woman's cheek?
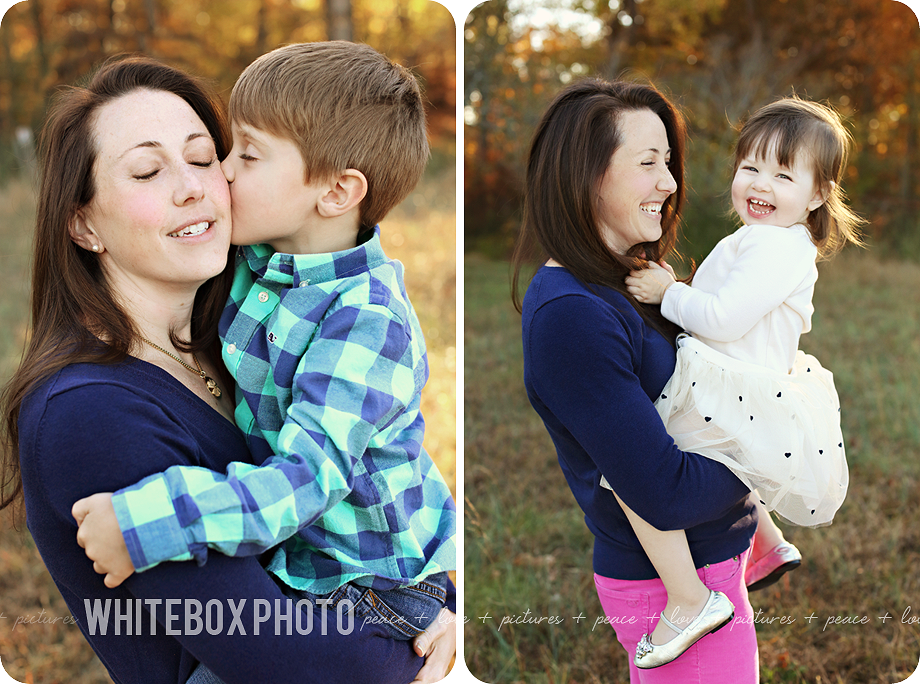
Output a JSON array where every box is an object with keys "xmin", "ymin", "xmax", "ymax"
[{"xmin": 209, "ymin": 169, "xmax": 232, "ymax": 204}]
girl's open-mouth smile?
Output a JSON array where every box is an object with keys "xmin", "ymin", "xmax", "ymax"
[{"xmin": 747, "ymin": 198, "xmax": 775, "ymax": 217}]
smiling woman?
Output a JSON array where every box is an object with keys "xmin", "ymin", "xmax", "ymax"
[
  {"xmin": 0, "ymin": 56, "xmax": 448, "ymax": 684},
  {"xmin": 2, "ymin": 58, "xmax": 235, "ymax": 429},
  {"xmin": 71, "ymin": 89, "xmax": 232, "ymax": 366},
  {"xmin": 510, "ymin": 78, "xmax": 761, "ymax": 683},
  {"xmin": 595, "ymin": 109, "xmax": 677, "ymax": 255}
]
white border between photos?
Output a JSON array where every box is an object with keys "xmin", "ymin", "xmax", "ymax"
[
  {"xmin": 447, "ymin": 0, "xmax": 919, "ymax": 681},
  {"xmin": 1, "ymin": 0, "xmax": 919, "ymax": 682}
]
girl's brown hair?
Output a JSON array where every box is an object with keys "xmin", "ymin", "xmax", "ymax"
[
  {"xmin": 511, "ymin": 78, "xmax": 686, "ymax": 342},
  {"xmin": 1, "ymin": 56, "xmax": 234, "ymax": 512},
  {"xmin": 733, "ymin": 96, "xmax": 865, "ymax": 260}
]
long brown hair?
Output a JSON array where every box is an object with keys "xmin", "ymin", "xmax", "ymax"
[
  {"xmin": 1, "ymin": 56, "xmax": 234, "ymax": 512},
  {"xmin": 732, "ymin": 95, "xmax": 865, "ymax": 260},
  {"xmin": 512, "ymin": 78, "xmax": 686, "ymax": 342}
]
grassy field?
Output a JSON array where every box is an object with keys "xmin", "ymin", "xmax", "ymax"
[
  {"xmin": 0, "ymin": 162, "xmax": 456, "ymax": 683},
  {"xmin": 464, "ymin": 252, "xmax": 920, "ymax": 684}
]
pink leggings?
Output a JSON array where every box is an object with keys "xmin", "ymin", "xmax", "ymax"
[{"xmin": 594, "ymin": 548, "xmax": 759, "ymax": 683}]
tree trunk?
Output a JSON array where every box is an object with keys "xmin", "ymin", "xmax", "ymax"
[
  {"xmin": 604, "ymin": 0, "xmax": 636, "ymax": 78},
  {"xmin": 1, "ymin": 23, "xmax": 13, "ymax": 147},
  {"xmin": 902, "ymin": 49, "xmax": 919, "ymax": 206},
  {"xmin": 326, "ymin": 0, "xmax": 353, "ymax": 42},
  {"xmin": 28, "ymin": 0, "xmax": 48, "ymax": 83},
  {"xmin": 257, "ymin": 0, "xmax": 268, "ymax": 56},
  {"xmin": 139, "ymin": 0, "xmax": 157, "ymax": 54}
]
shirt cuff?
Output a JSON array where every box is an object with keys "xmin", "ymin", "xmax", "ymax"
[
  {"xmin": 112, "ymin": 476, "xmax": 195, "ymax": 572},
  {"xmin": 660, "ymin": 280, "xmax": 688, "ymax": 328}
]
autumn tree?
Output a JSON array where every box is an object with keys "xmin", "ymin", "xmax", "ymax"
[
  {"xmin": 464, "ymin": 0, "xmax": 920, "ymax": 260},
  {"xmin": 0, "ymin": 0, "xmax": 455, "ymax": 178}
]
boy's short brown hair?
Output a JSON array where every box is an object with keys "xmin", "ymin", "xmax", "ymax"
[{"xmin": 229, "ymin": 41, "xmax": 429, "ymax": 231}]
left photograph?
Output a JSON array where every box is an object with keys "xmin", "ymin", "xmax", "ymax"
[{"xmin": 0, "ymin": 2, "xmax": 457, "ymax": 683}]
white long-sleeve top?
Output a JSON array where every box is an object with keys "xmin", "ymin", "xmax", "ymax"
[{"xmin": 661, "ymin": 223, "xmax": 818, "ymax": 374}]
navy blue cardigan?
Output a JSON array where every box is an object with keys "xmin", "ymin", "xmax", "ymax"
[
  {"xmin": 522, "ymin": 266, "xmax": 757, "ymax": 581},
  {"xmin": 18, "ymin": 358, "xmax": 432, "ymax": 684}
]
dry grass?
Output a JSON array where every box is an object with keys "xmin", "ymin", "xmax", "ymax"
[
  {"xmin": 386, "ymin": 166, "xmax": 457, "ymax": 491},
  {"xmin": 464, "ymin": 251, "xmax": 920, "ymax": 684},
  {"xmin": 0, "ymin": 159, "xmax": 455, "ymax": 682}
]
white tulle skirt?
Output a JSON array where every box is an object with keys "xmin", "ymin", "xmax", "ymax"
[{"xmin": 655, "ymin": 335, "xmax": 848, "ymax": 527}]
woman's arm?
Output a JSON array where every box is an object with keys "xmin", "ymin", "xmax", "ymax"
[
  {"xmin": 527, "ymin": 293, "xmax": 751, "ymax": 531},
  {"xmin": 27, "ymin": 381, "xmax": 424, "ymax": 684},
  {"xmin": 97, "ymin": 301, "xmax": 455, "ymax": 578},
  {"xmin": 71, "ymin": 489, "xmax": 456, "ymax": 683}
]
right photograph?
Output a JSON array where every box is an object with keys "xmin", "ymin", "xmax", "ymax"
[{"xmin": 463, "ymin": 1, "xmax": 920, "ymax": 682}]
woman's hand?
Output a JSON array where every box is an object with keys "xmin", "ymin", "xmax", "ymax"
[
  {"xmin": 410, "ymin": 607, "xmax": 456, "ymax": 683},
  {"xmin": 72, "ymin": 492, "xmax": 136, "ymax": 588},
  {"xmin": 625, "ymin": 261, "xmax": 676, "ymax": 305}
]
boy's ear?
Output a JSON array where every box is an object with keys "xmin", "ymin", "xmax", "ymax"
[
  {"xmin": 317, "ymin": 169, "xmax": 368, "ymax": 219},
  {"xmin": 68, "ymin": 209, "xmax": 105, "ymax": 254},
  {"xmin": 808, "ymin": 180, "xmax": 834, "ymax": 212}
]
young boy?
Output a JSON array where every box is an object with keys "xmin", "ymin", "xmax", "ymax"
[{"xmin": 72, "ymin": 42, "xmax": 456, "ymax": 642}]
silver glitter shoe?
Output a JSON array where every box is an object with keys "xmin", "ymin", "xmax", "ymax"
[
  {"xmin": 745, "ymin": 541, "xmax": 802, "ymax": 592},
  {"xmin": 634, "ymin": 590, "xmax": 735, "ymax": 669}
]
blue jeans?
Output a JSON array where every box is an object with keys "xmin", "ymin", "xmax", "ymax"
[
  {"xmin": 278, "ymin": 572, "xmax": 448, "ymax": 641},
  {"xmin": 186, "ymin": 662, "xmax": 224, "ymax": 684},
  {"xmin": 185, "ymin": 574, "xmax": 447, "ymax": 683}
]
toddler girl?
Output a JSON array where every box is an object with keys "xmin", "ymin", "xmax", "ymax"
[{"xmin": 613, "ymin": 96, "xmax": 863, "ymax": 669}]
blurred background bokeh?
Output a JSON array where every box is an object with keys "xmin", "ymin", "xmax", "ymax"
[
  {"xmin": 464, "ymin": 1, "xmax": 920, "ymax": 682},
  {"xmin": 465, "ymin": 0, "xmax": 919, "ymax": 262},
  {"xmin": 0, "ymin": 1, "xmax": 455, "ymax": 681}
]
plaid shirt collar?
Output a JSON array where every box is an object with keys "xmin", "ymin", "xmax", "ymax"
[{"xmin": 241, "ymin": 226, "xmax": 386, "ymax": 289}]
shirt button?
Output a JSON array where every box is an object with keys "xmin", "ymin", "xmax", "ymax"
[
  {"xmin": 258, "ymin": 291, "xmax": 269, "ymax": 303},
  {"xmin": 299, "ymin": 280, "xmax": 309, "ymax": 288},
  {"xmin": 226, "ymin": 343, "xmax": 236, "ymax": 355}
]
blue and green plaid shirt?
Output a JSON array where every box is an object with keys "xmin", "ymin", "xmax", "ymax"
[{"xmin": 111, "ymin": 228, "xmax": 456, "ymax": 593}]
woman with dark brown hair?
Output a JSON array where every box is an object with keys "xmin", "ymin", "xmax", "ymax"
[
  {"xmin": 0, "ymin": 56, "xmax": 451, "ymax": 684},
  {"xmin": 513, "ymin": 78, "xmax": 759, "ymax": 683}
]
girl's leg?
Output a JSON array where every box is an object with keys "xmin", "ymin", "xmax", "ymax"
[
  {"xmin": 595, "ymin": 549, "xmax": 759, "ymax": 684},
  {"xmin": 746, "ymin": 497, "xmax": 801, "ymax": 591},
  {"xmin": 750, "ymin": 497, "xmax": 785, "ymax": 560},
  {"xmin": 611, "ymin": 491, "xmax": 712, "ymax": 646}
]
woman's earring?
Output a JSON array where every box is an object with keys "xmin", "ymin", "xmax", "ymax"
[{"xmin": 91, "ymin": 244, "xmax": 99, "ymax": 252}]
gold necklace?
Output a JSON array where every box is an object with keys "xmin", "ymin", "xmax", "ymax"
[{"xmin": 141, "ymin": 337, "xmax": 222, "ymax": 398}]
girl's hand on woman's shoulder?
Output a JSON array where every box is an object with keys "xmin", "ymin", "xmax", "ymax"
[{"xmin": 626, "ymin": 261, "xmax": 676, "ymax": 305}]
